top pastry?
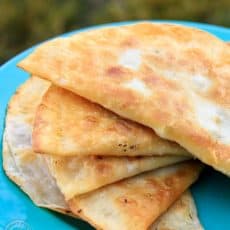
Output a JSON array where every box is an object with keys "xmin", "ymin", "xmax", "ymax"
[{"xmin": 18, "ymin": 22, "xmax": 230, "ymax": 175}]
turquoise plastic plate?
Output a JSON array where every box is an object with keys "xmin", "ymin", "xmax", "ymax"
[{"xmin": 0, "ymin": 21, "xmax": 229, "ymax": 230}]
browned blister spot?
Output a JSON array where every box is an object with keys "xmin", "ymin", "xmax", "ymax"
[
  {"xmin": 164, "ymin": 177, "xmax": 174, "ymax": 187},
  {"xmin": 95, "ymin": 162, "xmax": 112, "ymax": 176},
  {"xmin": 121, "ymin": 38, "xmax": 138, "ymax": 47},
  {"xmin": 144, "ymin": 74, "xmax": 179, "ymax": 91},
  {"xmin": 77, "ymin": 209, "xmax": 82, "ymax": 214},
  {"xmin": 106, "ymin": 66, "xmax": 125, "ymax": 77},
  {"xmin": 146, "ymin": 178, "xmax": 161, "ymax": 189}
]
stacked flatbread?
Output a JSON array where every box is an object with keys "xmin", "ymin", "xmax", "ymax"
[{"xmin": 4, "ymin": 22, "xmax": 229, "ymax": 229}]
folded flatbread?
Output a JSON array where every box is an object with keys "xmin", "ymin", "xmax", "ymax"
[
  {"xmin": 34, "ymin": 85, "xmax": 188, "ymax": 157},
  {"xmin": 3, "ymin": 131, "xmax": 202, "ymax": 229},
  {"xmin": 46, "ymin": 154, "xmax": 188, "ymax": 200},
  {"xmin": 4, "ymin": 129, "xmax": 202, "ymax": 228},
  {"xmin": 150, "ymin": 190, "xmax": 203, "ymax": 230},
  {"xmin": 3, "ymin": 76, "xmax": 188, "ymax": 201},
  {"xmin": 69, "ymin": 161, "xmax": 203, "ymax": 230},
  {"xmin": 2, "ymin": 77, "xmax": 68, "ymax": 212},
  {"xmin": 3, "ymin": 77, "xmax": 202, "ymax": 229},
  {"xmin": 3, "ymin": 133, "xmax": 72, "ymax": 214},
  {"xmin": 18, "ymin": 22, "xmax": 230, "ymax": 175}
]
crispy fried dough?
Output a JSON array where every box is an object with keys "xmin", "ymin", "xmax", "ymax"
[
  {"xmin": 69, "ymin": 161, "xmax": 203, "ymax": 230},
  {"xmin": 33, "ymin": 85, "xmax": 189, "ymax": 157}
]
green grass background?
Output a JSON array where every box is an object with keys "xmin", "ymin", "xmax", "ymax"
[{"xmin": 1, "ymin": 0, "xmax": 229, "ymax": 64}]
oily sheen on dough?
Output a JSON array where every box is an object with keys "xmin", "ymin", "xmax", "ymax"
[
  {"xmin": 2, "ymin": 76, "xmax": 202, "ymax": 228},
  {"xmin": 3, "ymin": 76, "xmax": 188, "ymax": 201},
  {"xmin": 18, "ymin": 22, "xmax": 230, "ymax": 175},
  {"xmin": 33, "ymin": 85, "xmax": 189, "ymax": 157},
  {"xmin": 46, "ymin": 154, "xmax": 188, "ymax": 200},
  {"xmin": 69, "ymin": 161, "xmax": 203, "ymax": 230}
]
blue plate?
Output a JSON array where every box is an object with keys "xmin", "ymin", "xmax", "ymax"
[{"xmin": 0, "ymin": 21, "xmax": 229, "ymax": 230}]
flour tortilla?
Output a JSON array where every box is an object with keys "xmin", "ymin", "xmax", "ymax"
[
  {"xmin": 150, "ymin": 190, "xmax": 203, "ymax": 230},
  {"xmin": 69, "ymin": 161, "xmax": 203, "ymax": 230},
  {"xmin": 33, "ymin": 85, "xmax": 189, "ymax": 157},
  {"xmin": 18, "ymin": 22, "xmax": 230, "ymax": 175}
]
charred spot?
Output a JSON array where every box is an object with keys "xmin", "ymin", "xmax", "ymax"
[
  {"xmin": 129, "ymin": 145, "xmax": 137, "ymax": 150},
  {"xmin": 96, "ymin": 156, "xmax": 103, "ymax": 160},
  {"xmin": 77, "ymin": 209, "xmax": 82, "ymax": 214},
  {"xmin": 118, "ymin": 142, "xmax": 138, "ymax": 153},
  {"xmin": 65, "ymin": 210, "xmax": 71, "ymax": 214},
  {"xmin": 146, "ymin": 193, "xmax": 154, "ymax": 200},
  {"xmin": 118, "ymin": 197, "xmax": 137, "ymax": 206}
]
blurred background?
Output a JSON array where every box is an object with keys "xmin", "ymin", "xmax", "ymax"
[{"xmin": 1, "ymin": 0, "xmax": 229, "ymax": 64}]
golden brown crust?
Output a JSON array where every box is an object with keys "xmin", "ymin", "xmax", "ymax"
[
  {"xmin": 46, "ymin": 154, "xmax": 189, "ymax": 200},
  {"xmin": 150, "ymin": 191, "xmax": 203, "ymax": 230},
  {"xmin": 18, "ymin": 22, "xmax": 230, "ymax": 175},
  {"xmin": 33, "ymin": 85, "xmax": 189, "ymax": 156},
  {"xmin": 68, "ymin": 161, "xmax": 203, "ymax": 230},
  {"xmin": 4, "ymin": 77, "xmax": 189, "ymax": 203}
]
